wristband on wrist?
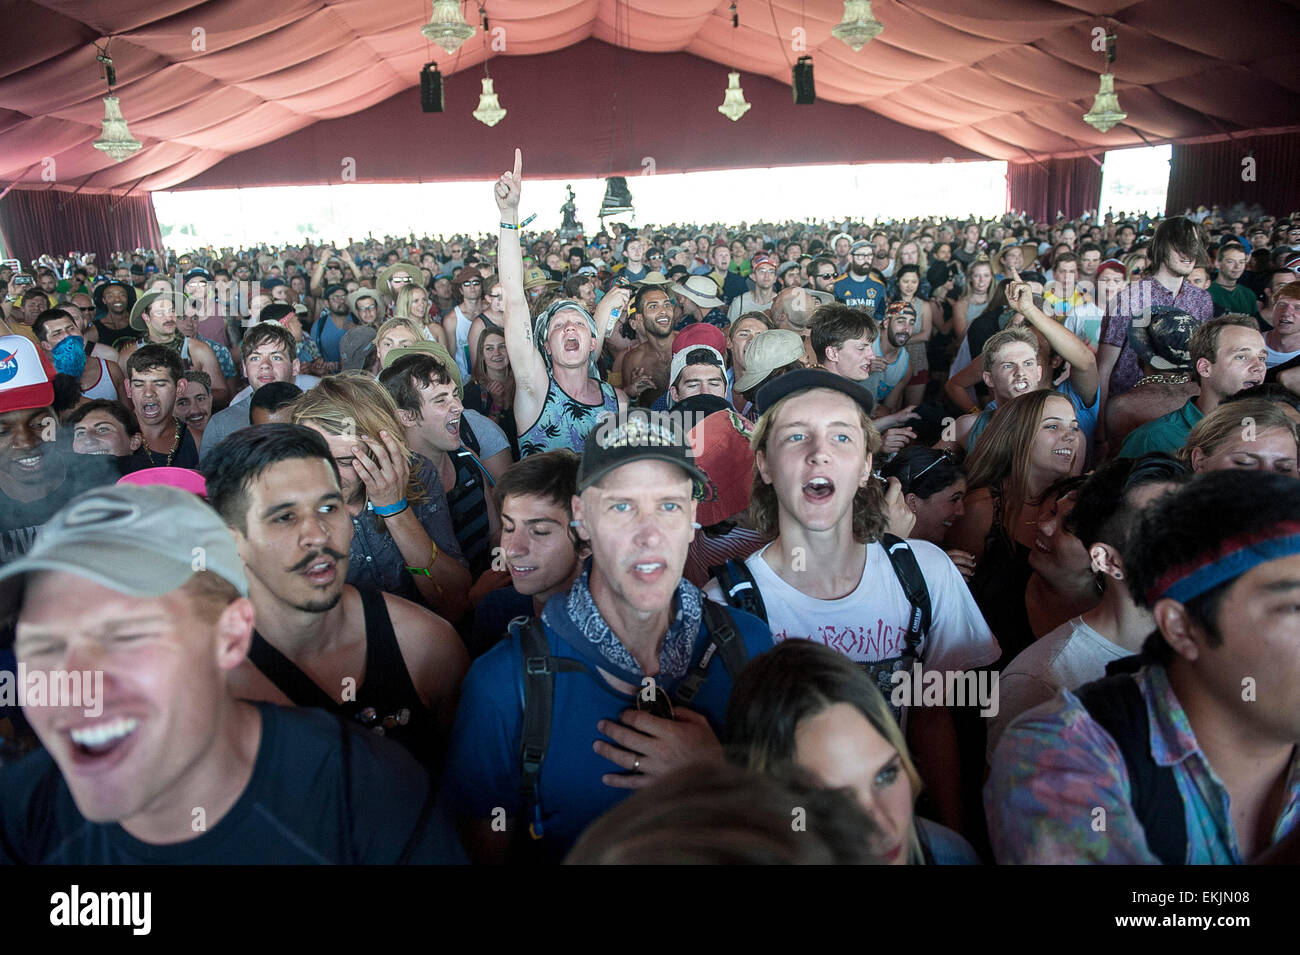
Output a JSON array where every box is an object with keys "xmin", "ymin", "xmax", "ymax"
[
  {"xmin": 371, "ymin": 498, "xmax": 409, "ymax": 517},
  {"xmin": 500, "ymin": 213, "xmax": 537, "ymax": 230},
  {"xmin": 407, "ymin": 539, "xmax": 440, "ymax": 577}
]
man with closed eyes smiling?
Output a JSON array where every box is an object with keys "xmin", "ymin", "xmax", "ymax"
[{"xmin": 0, "ymin": 483, "xmax": 465, "ymax": 863}]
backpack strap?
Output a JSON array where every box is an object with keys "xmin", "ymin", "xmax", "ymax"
[
  {"xmin": 516, "ymin": 617, "xmax": 583, "ymax": 840},
  {"xmin": 881, "ymin": 533, "xmax": 931, "ymax": 661},
  {"xmin": 311, "ymin": 313, "xmax": 328, "ymax": 351},
  {"xmin": 674, "ymin": 601, "xmax": 750, "ymax": 707},
  {"xmin": 1075, "ymin": 673, "xmax": 1187, "ymax": 865},
  {"xmin": 708, "ymin": 558, "xmax": 767, "ymax": 623}
]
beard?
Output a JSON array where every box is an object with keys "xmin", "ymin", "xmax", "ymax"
[{"xmin": 290, "ymin": 591, "xmax": 344, "ymax": 614}]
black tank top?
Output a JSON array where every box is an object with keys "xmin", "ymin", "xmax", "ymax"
[
  {"xmin": 247, "ymin": 588, "xmax": 438, "ymax": 767},
  {"xmin": 968, "ymin": 483, "xmax": 1034, "ymax": 667}
]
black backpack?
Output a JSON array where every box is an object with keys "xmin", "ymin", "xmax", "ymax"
[
  {"xmin": 1073, "ymin": 658, "xmax": 1188, "ymax": 865},
  {"xmin": 710, "ymin": 533, "xmax": 931, "ymax": 722},
  {"xmin": 514, "ymin": 601, "xmax": 749, "ymax": 841}
]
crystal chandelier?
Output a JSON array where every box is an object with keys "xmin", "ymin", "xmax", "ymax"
[
  {"xmin": 421, "ymin": 0, "xmax": 476, "ymax": 54},
  {"xmin": 92, "ymin": 95, "xmax": 142, "ymax": 163},
  {"xmin": 1082, "ymin": 73, "xmax": 1127, "ymax": 133},
  {"xmin": 473, "ymin": 77, "xmax": 506, "ymax": 127},
  {"xmin": 717, "ymin": 72, "xmax": 751, "ymax": 122},
  {"xmin": 831, "ymin": 0, "xmax": 883, "ymax": 52}
]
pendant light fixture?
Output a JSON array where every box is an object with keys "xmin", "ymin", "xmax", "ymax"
[
  {"xmin": 1082, "ymin": 31, "xmax": 1128, "ymax": 133},
  {"xmin": 717, "ymin": 3, "xmax": 751, "ymax": 122},
  {"xmin": 421, "ymin": 0, "xmax": 475, "ymax": 54},
  {"xmin": 473, "ymin": 76, "xmax": 506, "ymax": 127},
  {"xmin": 831, "ymin": 1, "xmax": 883, "ymax": 52},
  {"xmin": 91, "ymin": 43, "xmax": 142, "ymax": 162}
]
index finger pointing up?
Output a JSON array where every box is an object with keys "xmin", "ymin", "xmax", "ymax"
[{"xmin": 513, "ymin": 148, "xmax": 522, "ymax": 181}]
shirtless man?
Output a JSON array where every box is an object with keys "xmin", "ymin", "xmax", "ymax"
[{"xmin": 614, "ymin": 285, "xmax": 676, "ymax": 406}]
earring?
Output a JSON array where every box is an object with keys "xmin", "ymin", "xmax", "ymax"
[
  {"xmin": 691, "ymin": 522, "xmax": 702, "ymax": 530},
  {"xmin": 569, "ymin": 519, "xmax": 582, "ymax": 528}
]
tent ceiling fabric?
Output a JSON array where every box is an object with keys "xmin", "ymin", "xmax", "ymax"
[{"xmin": 2, "ymin": 0, "xmax": 1298, "ymax": 194}]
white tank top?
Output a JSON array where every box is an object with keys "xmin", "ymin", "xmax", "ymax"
[{"xmin": 81, "ymin": 357, "xmax": 118, "ymax": 400}]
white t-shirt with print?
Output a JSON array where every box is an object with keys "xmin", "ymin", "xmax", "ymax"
[
  {"xmin": 985, "ymin": 615, "xmax": 1129, "ymax": 761},
  {"xmin": 705, "ymin": 539, "xmax": 999, "ymax": 673}
]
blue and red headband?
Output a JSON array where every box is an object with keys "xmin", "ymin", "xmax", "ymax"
[{"xmin": 1147, "ymin": 521, "xmax": 1300, "ymax": 605}]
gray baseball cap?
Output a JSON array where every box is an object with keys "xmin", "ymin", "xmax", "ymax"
[{"xmin": 0, "ymin": 484, "xmax": 248, "ymax": 618}]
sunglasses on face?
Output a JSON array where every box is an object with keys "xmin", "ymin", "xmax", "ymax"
[
  {"xmin": 816, "ymin": 272, "xmax": 835, "ymax": 280},
  {"xmin": 462, "ymin": 280, "xmax": 482, "ymax": 287}
]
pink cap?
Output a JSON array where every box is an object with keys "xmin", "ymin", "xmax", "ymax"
[{"xmin": 117, "ymin": 467, "xmax": 208, "ymax": 497}]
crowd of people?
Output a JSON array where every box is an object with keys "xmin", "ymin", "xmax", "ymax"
[{"xmin": 0, "ymin": 149, "xmax": 1297, "ymax": 864}]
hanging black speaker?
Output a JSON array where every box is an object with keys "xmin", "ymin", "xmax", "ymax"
[
  {"xmin": 421, "ymin": 63, "xmax": 444, "ymax": 113},
  {"xmin": 792, "ymin": 56, "xmax": 815, "ymax": 105}
]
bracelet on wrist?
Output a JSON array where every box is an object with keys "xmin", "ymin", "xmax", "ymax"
[
  {"xmin": 407, "ymin": 539, "xmax": 441, "ymax": 577},
  {"xmin": 371, "ymin": 498, "xmax": 409, "ymax": 517}
]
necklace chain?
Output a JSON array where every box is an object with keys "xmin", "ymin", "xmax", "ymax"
[
  {"xmin": 145, "ymin": 420, "xmax": 182, "ymax": 467},
  {"xmin": 1135, "ymin": 372, "xmax": 1190, "ymax": 387}
]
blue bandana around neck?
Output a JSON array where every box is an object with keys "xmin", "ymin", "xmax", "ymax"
[
  {"xmin": 51, "ymin": 335, "xmax": 87, "ymax": 377},
  {"xmin": 541, "ymin": 564, "xmax": 703, "ymax": 686}
]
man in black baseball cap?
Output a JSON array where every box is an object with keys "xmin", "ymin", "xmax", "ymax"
[
  {"xmin": 441, "ymin": 408, "xmax": 774, "ymax": 863},
  {"xmin": 705, "ymin": 368, "xmax": 999, "ymax": 835}
]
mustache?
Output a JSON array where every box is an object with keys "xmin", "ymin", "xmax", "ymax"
[{"xmin": 289, "ymin": 548, "xmax": 348, "ymax": 573}]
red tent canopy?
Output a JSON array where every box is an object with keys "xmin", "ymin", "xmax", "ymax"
[{"xmin": 2, "ymin": 0, "xmax": 1298, "ymax": 194}]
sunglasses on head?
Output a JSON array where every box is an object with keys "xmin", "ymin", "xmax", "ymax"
[{"xmin": 904, "ymin": 448, "xmax": 957, "ymax": 488}]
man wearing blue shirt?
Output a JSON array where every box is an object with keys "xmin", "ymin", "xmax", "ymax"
[
  {"xmin": 833, "ymin": 241, "xmax": 887, "ymax": 321},
  {"xmin": 442, "ymin": 411, "xmax": 773, "ymax": 863}
]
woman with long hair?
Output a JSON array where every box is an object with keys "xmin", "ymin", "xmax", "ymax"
[
  {"xmin": 725, "ymin": 640, "xmax": 978, "ymax": 865},
  {"xmin": 466, "ymin": 273, "xmax": 504, "ymax": 376},
  {"xmin": 290, "ymin": 372, "xmax": 471, "ymax": 623},
  {"xmin": 394, "ymin": 283, "xmax": 448, "ymax": 350},
  {"xmin": 890, "ymin": 263, "xmax": 933, "ymax": 407},
  {"xmin": 951, "ymin": 255, "xmax": 993, "ymax": 341},
  {"xmin": 463, "ymin": 326, "xmax": 520, "ymax": 460},
  {"xmin": 945, "ymin": 389, "xmax": 1082, "ymax": 663}
]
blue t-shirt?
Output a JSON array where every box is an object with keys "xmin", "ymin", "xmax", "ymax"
[
  {"xmin": 312, "ymin": 312, "xmax": 353, "ymax": 364},
  {"xmin": 441, "ymin": 597, "xmax": 774, "ymax": 861},
  {"xmin": 833, "ymin": 274, "xmax": 887, "ymax": 320},
  {"xmin": 872, "ymin": 340, "xmax": 910, "ymax": 403}
]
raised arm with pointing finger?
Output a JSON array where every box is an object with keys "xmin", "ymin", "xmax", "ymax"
[{"xmin": 495, "ymin": 149, "xmax": 550, "ymax": 432}]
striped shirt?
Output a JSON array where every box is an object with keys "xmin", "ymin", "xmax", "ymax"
[{"xmin": 446, "ymin": 447, "xmax": 492, "ymax": 577}]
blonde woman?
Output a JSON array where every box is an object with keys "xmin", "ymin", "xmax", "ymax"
[
  {"xmin": 290, "ymin": 372, "xmax": 471, "ymax": 622},
  {"xmin": 725, "ymin": 640, "xmax": 978, "ymax": 864},
  {"xmin": 395, "ymin": 284, "xmax": 448, "ymax": 351},
  {"xmin": 1178, "ymin": 398, "xmax": 1299, "ymax": 475}
]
